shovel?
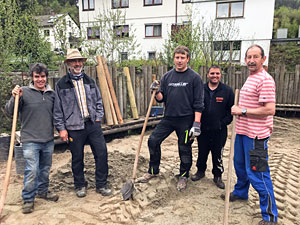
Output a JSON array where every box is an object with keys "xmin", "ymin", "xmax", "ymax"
[
  {"xmin": 121, "ymin": 90, "xmax": 157, "ymax": 200},
  {"xmin": 0, "ymin": 94, "xmax": 19, "ymax": 215},
  {"xmin": 223, "ymin": 89, "xmax": 239, "ymax": 225}
]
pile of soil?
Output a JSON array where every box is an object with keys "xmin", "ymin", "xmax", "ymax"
[{"xmin": 0, "ymin": 116, "xmax": 299, "ymax": 225}]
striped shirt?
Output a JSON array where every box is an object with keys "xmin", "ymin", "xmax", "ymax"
[
  {"xmin": 236, "ymin": 69, "xmax": 276, "ymax": 139},
  {"xmin": 72, "ymin": 79, "xmax": 89, "ymax": 119}
]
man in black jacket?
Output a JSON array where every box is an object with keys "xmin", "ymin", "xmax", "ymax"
[
  {"xmin": 138, "ymin": 46, "xmax": 204, "ymax": 191},
  {"xmin": 191, "ymin": 65, "xmax": 234, "ymax": 189}
]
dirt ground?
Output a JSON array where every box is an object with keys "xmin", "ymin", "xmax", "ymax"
[{"xmin": 0, "ymin": 116, "xmax": 299, "ymax": 225}]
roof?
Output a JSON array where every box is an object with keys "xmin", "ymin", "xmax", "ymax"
[{"xmin": 35, "ymin": 14, "xmax": 65, "ymax": 28}]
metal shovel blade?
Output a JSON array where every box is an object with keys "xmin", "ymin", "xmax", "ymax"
[{"xmin": 121, "ymin": 179, "xmax": 135, "ymax": 201}]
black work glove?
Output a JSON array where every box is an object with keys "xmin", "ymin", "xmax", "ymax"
[
  {"xmin": 150, "ymin": 80, "xmax": 160, "ymax": 92},
  {"xmin": 189, "ymin": 121, "xmax": 201, "ymax": 138}
]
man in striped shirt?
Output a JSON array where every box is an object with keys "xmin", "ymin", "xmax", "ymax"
[{"xmin": 229, "ymin": 45, "xmax": 278, "ymax": 225}]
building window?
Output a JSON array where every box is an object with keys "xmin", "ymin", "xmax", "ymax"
[
  {"xmin": 213, "ymin": 41, "xmax": 241, "ymax": 62},
  {"xmin": 112, "ymin": 0, "xmax": 129, "ymax": 8},
  {"xmin": 182, "ymin": 0, "xmax": 191, "ymax": 3},
  {"xmin": 87, "ymin": 27, "xmax": 100, "ymax": 39},
  {"xmin": 83, "ymin": 0, "xmax": 95, "ymax": 11},
  {"xmin": 148, "ymin": 52, "xmax": 156, "ymax": 60},
  {"xmin": 114, "ymin": 25, "xmax": 129, "ymax": 38},
  {"xmin": 69, "ymin": 20, "xmax": 72, "ymax": 27},
  {"xmin": 44, "ymin": 30, "xmax": 50, "ymax": 36},
  {"xmin": 120, "ymin": 52, "xmax": 128, "ymax": 61},
  {"xmin": 216, "ymin": 1, "xmax": 244, "ymax": 18},
  {"xmin": 145, "ymin": 24, "xmax": 162, "ymax": 37},
  {"xmin": 144, "ymin": 0, "xmax": 162, "ymax": 6}
]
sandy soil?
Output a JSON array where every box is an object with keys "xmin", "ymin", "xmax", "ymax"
[{"xmin": 0, "ymin": 116, "xmax": 299, "ymax": 225}]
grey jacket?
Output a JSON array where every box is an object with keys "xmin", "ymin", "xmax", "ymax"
[
  {"xmin": 5, "ymin": 83, "xmax": 55, "ymax": 143},
  {"xmin": 53, "ymin": 72, "xmax": 104, "ymax": 131}
]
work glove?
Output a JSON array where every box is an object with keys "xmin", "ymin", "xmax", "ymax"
[
  {"xmin": 150, "ymin": 80, "xmax": 160, "ymax": 92},
  {"xmin": 189, "ymin": 121, "xmax": 201, "ymax": 138}
]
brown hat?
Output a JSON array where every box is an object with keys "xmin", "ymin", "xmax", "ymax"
[{"xmin": 64, "ymin": 49, "xmax": 87, "ymax": 63}]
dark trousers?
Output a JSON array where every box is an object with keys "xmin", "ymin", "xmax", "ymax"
[
  {"xmin": 68, "ymin": 120, "xmax": 108, "ymax": 189},
  {"xmin": 196, "ymin": 128, "xmax": 227, "ymax": 177},
  {"xmin": 148, "ymin": 116, "xmax": 194, "ymax": 177}
]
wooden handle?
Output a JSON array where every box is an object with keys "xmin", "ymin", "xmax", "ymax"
[
  {"xmin": 0, "ymin": 94, "xmax": 19, "ymax": 215},
  {"xmin": 101, "ymin": 57, "xmax": 124, "ymax": 124},
  {"xmin": 223, "ymin": 89, "xmax": 239, "ymax": 225},
  {"xmin": 132, "ymin": 90, "xmax": 156, "ymax": 179},
  {"xmin": 96, "ymin": 56, "xmax": 114, "ymax": 126},
  {"xmin": 123, "ymin": 67, "xmax": 139, "ymax": 120}
]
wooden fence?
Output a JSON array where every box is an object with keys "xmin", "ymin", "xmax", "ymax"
[{"xmin": 45, "ymin": 64, "xmax": 300, "ymax": 121}]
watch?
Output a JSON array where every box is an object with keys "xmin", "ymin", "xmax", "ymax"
[{"xmin": 242, "ymin": 108, "xmax": 247, "ymax": 116}]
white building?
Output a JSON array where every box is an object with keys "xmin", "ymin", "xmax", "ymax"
[
  {"xmin": 36, "ymin": 14, "xmax": 81, "ymax": 52},
  {"xmin": 78, "ymin": 0, "xmax": 275, "ymax": 65}
]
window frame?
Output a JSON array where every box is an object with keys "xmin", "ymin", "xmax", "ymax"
[
  {"xmin": 112, "ymin": 0, "xmax": 129, "ymax": 9},
  {"xmin": 213, "ymin": 40, "xmax": 241, "ymax": 62},
  {"xmin": 182, "ymin": 0, "xmax": 191, "ymax": 3},
  {"xmin": 113, "ymin": 25, "xmax": 129, "ymax": 38},
  {"xmin": 87, "ymin": 27, "xmax": 100, "ymax": 40},
  {"xmin": 216, "ymin": 1, "xmax": 244, "ymax": 19},
  {"xmin": 145, "ymin": 24, "xmax": 162, "ymax": 38},
  {"xmin": 120, "ymin": 52, "xmax": 128, "ymax": 61},
  {"xmin": 44, "ymin": 29, "xmax": 50, "ymax": 37},
  {"xmin": 148, "ymin": 51, "xmax": 156, "ymax": 60},
  {"xmin": 82, "ymin": 0, "xmax": 95, "ymax": 11},
  {"xmin": 144, "ymin": 0, "xmax": 162, "ymax": 7}
]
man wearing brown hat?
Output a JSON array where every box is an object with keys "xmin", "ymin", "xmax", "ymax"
[{"xmin": 53, "ymin": 49, "xmax": 111, "ymax": 197}]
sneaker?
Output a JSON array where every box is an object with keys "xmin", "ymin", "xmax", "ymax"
[
  {"xmin": 22, "ymin": 201, "xmax": 34, "ymax": 214},
  {"xmin": 220, "ymin": 192, "xmax": 247, "ymax": 202},
  {"xmin": 176, "ymin": 176, "xmax": 188, "ymax": 191},
  {"xmin": 213, "ymin": 177, "xmax": 225, "ymax": 189},
  {"xmin": 136, "ymin": 173, "xmax": 157, "ymax": 183},
  {"xmin": 96, "ymin": 186, "xmax": 112, "ymax": 196},
  {"xmin": 76, "ymin": 187, "xmax": 87, "ymax": 198},
  {"xmin": 258, "ymin": 220, "xmax": 277, "ymax": 225},
  {"xmin": 37, "ymin": 191, "xmax": 59, "ymax": 202},
  {"xmin": 191, "ymin": 171, "xmax": 205, "ymax": 181}
]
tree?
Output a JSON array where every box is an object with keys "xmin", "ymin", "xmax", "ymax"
[
  {"xmin": 162, "ymin": 8, "xmax": 239, "ymax": 70},
  {"xmin": 83, "ymin": 8, "xmax": 141, "ymax": 63}
]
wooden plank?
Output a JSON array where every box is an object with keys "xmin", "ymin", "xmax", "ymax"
[
  {"xmin": 122, "ymin": 71, "xmax": 127, "ymax": 119},
  {"xmin": 287, "ymin": 72, "xmax": 294, "ymax": 104},
  {"xmin": 142, "ymin": 65, "xmax": 148, "ymax": 115},
  {"xmin": 295, "ymin": 65, "xmax": 300, "ymax": 104},
  {"xmin": 118, "ymin": 74, "xmax": 124, "ymax": 117},
  {"xmin": 136, "ymin": 73, "xmax": 141, "ymax": 115},
  {"xmin": 158, "ymin": 65, "xmax": 164, "ymax": 81},
  {"xmin": 96, "ymin": 56, "xmax": 113, "ymax": 126},
  {"xmin": 274, "ymin": 65, "xmax": 280, "ymax": 103},
  {"xmin": 152, "ymin": 74, "xmax": 157, "ymax": 106},
  {"xmin": 140, "ymin": 73, "xmax": 145, "ymax": 116},
  {"xmin": 124, "ymin": 67, "xmax": 139, "ymax": 119},
  {"xmin": 101, "ymin": 56, "xmax": 123, "ymax": 124},
  {"xmin": 130, "ymin": 65, "xmax": 136, "ymax": 94},
  {"xmin": 278, "ymin": 65, "xmax": 286, "ymax": 104},
  {"xmin": 147, "ymin": 65, "xmax": 152, "ymax": 111}
]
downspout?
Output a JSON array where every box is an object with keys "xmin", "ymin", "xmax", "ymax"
[{"xmin": 175, "ymin": 0, "xmax": 178, "ymax": 24}]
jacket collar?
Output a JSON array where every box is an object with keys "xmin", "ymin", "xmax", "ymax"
[{"xmin": 205, "ymin": 82, "xmax": 223, "ymax": 92}]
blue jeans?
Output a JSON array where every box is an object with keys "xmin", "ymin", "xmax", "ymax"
[
  {"xmin": 22, "ymin": 141, "xmax": 54, "ymax": 202},
  {"xmin": 233, "ymin": 134, "xmax": 278, "ymax": 222}
]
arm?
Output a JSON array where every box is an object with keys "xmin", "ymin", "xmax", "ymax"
[
  {"xmin": 53, "ymin": 85, "xmax": 68, "ymax": 141},
  {"xmin": 231, "ymin": 102, "xmax": 275, "ymax": 118},
  {"xmin": 5, "ymin": 85, "xmax": 23, "ymax": 116},
  {"xmin": 194, "ymin": 111, "xmax": 202, "ymax": 123},
  {"xmin": 221, "ymin": 88, "xmax": 234, "ymax": 127},
  {"xmin": 95, "ymin": 83, "xmax": 104, "ymax": 121}
]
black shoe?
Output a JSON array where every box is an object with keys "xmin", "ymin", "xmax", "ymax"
[
  {"xmin": 220, "ymin": 192, "xmax": 247, "ymax": 202},
  {"xmin": 96, "ymin": 186, "xmax": 112, "ymax": 196},
  {"xmin": 22, "ymin": 201, "xmax": 34, "ymax": 214},
  {"xmin": 191, "ymin": 171, "xmax": 205, "ymax": 181},
  {"xmin": 258, "ymin": 220, "xmax": 277, "ymax": 225},
  {"xmin": 213, "ymin": 177, "xmax": 225, "ymax": 189},
  {"xmin": 37, "ymin": 191, "xmax": 59, "ymax": 202}
]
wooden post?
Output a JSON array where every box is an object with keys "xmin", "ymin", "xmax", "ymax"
[
  {"xmin": 278, "ymin": 65, "xmax": 286, "ymax": 104},
  {"xmin": 96, "ymin": 56, "xmax": 113, "ymax": 126},
  {"xmin": 123, "ymin": 67, "xmax": 139, "ymax": 119},
  {"xmin": 123, "ymin": 71, "xmax": 128, "ymax": 119},
  {"xmin": 152, "ymin": 74, "xmax": 157, "ymax": 106},
  {"xmin": 142, "ymin": 65, "xmax": 148, "ymax": 115},
  {"xmin": 295, "ymin": 65, "xmax": 300, "ymax": 104},
  {"xmin": 140, "ymin": 74, "xmax": 145, "ymax": 116},
  {"xmin": 118, "ymin": 74, "xmax": 124, "ymax": 118},
  {"xmin": 136, "ymin": 73, "xmax": 141, "ymax": 115},
  {"xmin": 130, "ymin": 65, "xmax": 136, "ymax": 94},
  {"xmin": 101, "ymin": 56, "xmax": 123, "ymax": 124}
]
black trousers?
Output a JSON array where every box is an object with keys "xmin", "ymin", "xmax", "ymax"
[
  {"xmin": 196, "ymin": 128, "xmax": 227, "ymax": 177},
  {"xmin": 147, "ymin": 116, "xmax": 194, "ymax": 177},
  {"xmin": 68, "ymin": 120, "xmax": 108, "ymax": 189}
]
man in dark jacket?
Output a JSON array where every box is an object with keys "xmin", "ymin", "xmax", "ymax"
[
  {"xmin": 53, "ymin": 49, "xmax": 111, "ymax": 198},
  {"xmin": 6, "ymin": 63, "xmax": 59, "ymax": 214},
  {"xmin": 191, "ymin": 65, "xmax": 234, "ymax": 189},
  {"xmin": 138, "ymin": 46, "xmax": 204, "ymax": 191}
]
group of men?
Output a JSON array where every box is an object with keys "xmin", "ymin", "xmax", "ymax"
[{"xmin": 5, "ymin": 45, "xmax": 277, "ymax": 224}]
